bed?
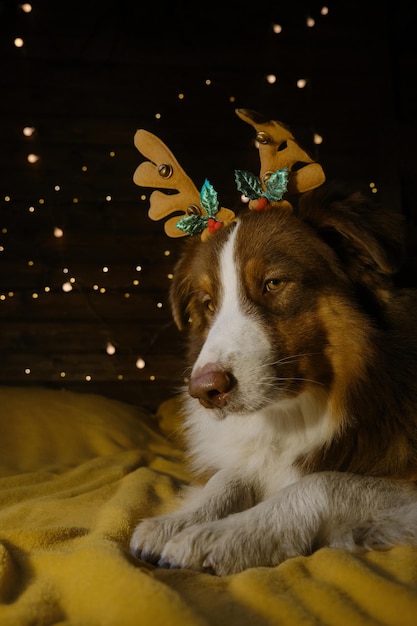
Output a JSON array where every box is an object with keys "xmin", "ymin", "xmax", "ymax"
[{"xmin": 0, "ymin": 385, "xmax": 416, "ymax": 625}]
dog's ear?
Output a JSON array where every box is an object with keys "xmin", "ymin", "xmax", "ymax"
[{"xmin": 298, "ymin": 184, "xmax": 405, "ymax": 282}]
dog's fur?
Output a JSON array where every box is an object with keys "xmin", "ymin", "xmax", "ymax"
[{"xmin": 130, "ymin": 183, "xmax": 417, "ymax": 575}]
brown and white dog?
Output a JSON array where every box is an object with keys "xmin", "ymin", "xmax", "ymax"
[{"xmin": 130, "ymin": 145, "xmax": 417, "ymax": 576}]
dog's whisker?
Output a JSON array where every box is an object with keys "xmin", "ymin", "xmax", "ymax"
[
  {"xmin": 267, "ymin": 352, "xmax": 324, "ymax": 367},
  {"xmin": 261, "ymin": 373, "xmax": 325, "ymax": 387}
]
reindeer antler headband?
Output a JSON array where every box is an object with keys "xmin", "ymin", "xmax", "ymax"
[{"xmin": 133, "ymin": 109, "xmax": 325, "ymax": 240}]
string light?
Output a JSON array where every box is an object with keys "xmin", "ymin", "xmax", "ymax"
[
  {"xmin": 297, "ymin": 78, "xmax": 307, "ymax": 88},
  {"xmin": 27, "ymin": 154, "xmax": 40, "ymax": 164},
  {"xmin": 136, "ymin": 358, "xmax": 146, "ymax": 369},
  {"xmin": 20, "ymin": 3, "xmax": 32, "ymax": 12},
  {"xmin": 272, "ymin": 23, "xmax": 282, "ymax": 34},
  {"xmin": 14, "ymin": 38, "xmax": 24, "ymax": 48},
  {"xmin": 266, "ymin": 74, "xmax": 277, "ymax": 84},
  {"xmin": 313, "ymin": 132, "xmax": 323, "ymax": 145},
  {"xmin": 306, "ymin": 17, "xmax": 315, "ymax": 27},
  {"xmin": 23, "ymin": 127, "xmax": 35, "ymax": 137},
  {"xmin": 54, "ymin": 227, "xmax": 64, "ymax": 238},
  {"xmin": 106, "ymin": 342, "xmax": 116, "ymax": 355}
]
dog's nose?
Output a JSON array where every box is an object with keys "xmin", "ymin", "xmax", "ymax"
[{"xmin": 189, "ymin": 365, "xmax": 236, "ymax": 409}]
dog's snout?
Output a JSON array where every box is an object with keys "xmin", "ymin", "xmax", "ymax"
[{"xmin": 189, "ymin": 365, "xmax": 236, "ymax": 409}]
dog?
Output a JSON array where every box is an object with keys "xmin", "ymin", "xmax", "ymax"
[{"xmin": 130, "ymin": 127, "xmax": 417, "ymax": 577}]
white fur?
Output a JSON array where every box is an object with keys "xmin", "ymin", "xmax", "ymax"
[{"xmin": 183, "ymin": 392, "xmax": 334, "ymax": 495}]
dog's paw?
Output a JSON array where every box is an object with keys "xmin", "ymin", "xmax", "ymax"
[
  {"xmin": 130, "ymin": 514, "xmax": 187, "ymax": 565},
  {"xmin": 157, "ymin": 518, "xmax": 270, "ymax": 576}
]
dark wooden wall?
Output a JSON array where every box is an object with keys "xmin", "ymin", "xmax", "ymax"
[{"xmin": 0, "ymin": 0, "xmax": 416, "ymax": 410}]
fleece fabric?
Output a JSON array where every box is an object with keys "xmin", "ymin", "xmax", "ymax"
[{"xmin": 0, "ymin": 386, "xmax": 416, "ymax": 626}]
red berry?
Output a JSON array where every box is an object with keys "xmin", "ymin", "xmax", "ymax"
[
  {"xmin": 256, "ymin": 197, "xmax": 269, "ymax": 211},
  {"xmin": 207, "ymin": 218, "xmax": 222, "ymax": 234}
]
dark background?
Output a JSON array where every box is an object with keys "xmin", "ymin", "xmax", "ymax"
[{"xmin": 0, "ymin": 0, "xmax": 416, "ymax": 409}]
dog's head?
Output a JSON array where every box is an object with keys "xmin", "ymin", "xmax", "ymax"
[
  {"xmin": 170, "ymin": 184, "xmax": 405, "ymax": 417},
  {"xmin": 133, "ymin": 110, "xmax": 406, "ymax": 419}
]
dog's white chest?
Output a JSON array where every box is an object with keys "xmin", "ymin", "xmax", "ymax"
[{"xmin": 185, "ymin": 392, "xmax": 334, "ymax": 494}]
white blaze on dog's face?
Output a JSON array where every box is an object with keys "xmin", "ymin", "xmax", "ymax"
[
  {"xmin": 189, "ymin": 223, "xmax": 273, "ymax": 414},
  {"xmin": 170, "ymin": 208, "xmax": 370, "ymax": 420}
]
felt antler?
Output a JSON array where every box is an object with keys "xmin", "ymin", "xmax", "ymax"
[
  {"xmin": 133, "ymin": 129, "xmax": 236, "ymax": 241},
  {"xmin": 235, "ymin": 108, "xmax": 325, "ymax": 211}
]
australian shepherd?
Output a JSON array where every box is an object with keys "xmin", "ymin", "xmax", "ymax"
[{"xmin": 130, "ymin": 122, "xmax": 417, "ymax": 576}]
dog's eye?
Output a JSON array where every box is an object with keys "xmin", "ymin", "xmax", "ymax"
[
  {"xmin": 265, "ymin": 278, "xmax": 285, "ymax": 292},
  {"xmin": 202, "ymin": 295, "xmax": 215, "ymax": 312}
]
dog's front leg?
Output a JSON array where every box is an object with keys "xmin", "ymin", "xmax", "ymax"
[
  {"xmin": 129, "ymin": 469, "xmax": 257, "ymax": 565},
  {"xmin": 156, "ymin": 472, "xmax": 417, "ymax": 575}
]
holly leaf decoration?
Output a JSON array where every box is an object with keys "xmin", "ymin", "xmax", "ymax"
[
  {"xmin": 234, "ymin": 170, "xmax": 264, "ymax": 199},
  {"xmin": 235, "ymin": 168, "xmax": 289, "ymax": 202},
  {"xmin": 264, "ymin": 167, "xmax": 289, "ymax": 201},
  {"xmin": 176, "ymin": 179, "xmax": 220, "ymax": 235},
  {"xmin": 176, "ymin": 214, "xmax": 208, "ymax": 235},
  {"xmin": 200, "ymin": 179, "xmax": 219, "ymax": 218}
]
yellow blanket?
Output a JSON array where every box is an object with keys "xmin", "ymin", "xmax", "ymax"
[{"xmin": 1, "ymin": 386, "xmax": 417, "ymax": 626}]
